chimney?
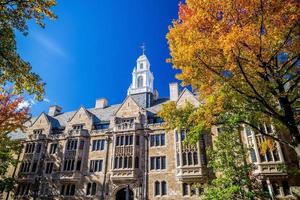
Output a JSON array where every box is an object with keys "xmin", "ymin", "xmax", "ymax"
[
  {"xmin": 48, "ymin": 105, "xmax": 62, "ymax": 117},
  {"xmin": 169, "ymin": 82, "xmax": 180, "ymax": 101},
  {"xmin": 95, "ymin": 98, "xmax": 108, "ymax": 109}
]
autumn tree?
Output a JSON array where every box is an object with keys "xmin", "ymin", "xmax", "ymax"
[
  {"xmin": 0, "ymin": 92, "xmax": 29, "ymax": 192},
  {"xmin": 167, "ymin": 0, "xmax": 300, "ymax": 158},
  {"xmin": 0, "ymin": 0, "xmax": 57, "ymax": 100}
]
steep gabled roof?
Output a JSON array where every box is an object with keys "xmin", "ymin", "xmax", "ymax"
[
  {"xmin": 68, "ymin": 105, "xmax": 92, "ymax": 122},
  {"xmin": 31, "ymin": 112, "xmax": 50, "ymax": 127},
  {"xmin": 113, "ymin": 95, "xmax": 141, "ymax": 116},
  {"xmin": 176, "ymin": 88, "xmax": 200, "ymax": 107}
]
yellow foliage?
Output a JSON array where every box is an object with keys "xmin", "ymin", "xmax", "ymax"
[{"xmin": 260, "ymin": 139, "xmax": 275, "ymax": 155}]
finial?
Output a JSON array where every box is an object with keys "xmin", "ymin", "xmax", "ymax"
[{"xmin": 140, "ymin": 43, "xmax": 146, "ymax": 55}]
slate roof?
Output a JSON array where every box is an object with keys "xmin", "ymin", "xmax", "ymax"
[{"xmin": 9, "ymin": 97, "xmax": 170, "ymax": 140}]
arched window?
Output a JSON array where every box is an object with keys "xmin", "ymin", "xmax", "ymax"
[
  {"xmin": 188, "ymin": 152, "xmax": 193, "ymax": 165},
  {"xmin": 119, "ymin": 157, "xmax": 123, "ymax": 169},
  {"xmin": 182, "ymin": 183, "xmax": 188, "ymax": 196},
  {"xmin": 128, "ymin": 156, "xmax": 132, "ymax": 168},
  {"xmin": 124, "ymin": 157, "xmax": 128, "ymax": 168},
  {"xmin": 91, "ymin": 182, "xmax": 97, "ymax": 195},
  {"xmin": 182, "ymin": 153, "xmax": 187, "ymax": 166},
  {"xmin": 273, "ymin": 149, "xmax": 280, "ymax": 161},
  {"xmin": 155, "ymin": 181, "xmax": 160, "ymax": 196},
  {"xmin": 161, "ymin": 181, "xmax": 167, "ymax": 196},
  {"xmin": 70, "ymin": 184, "xmax": 75, "ymax": 196},
  {"xmin": 86, "ymin": 183, "xmax": 91, "ymax": 195},
  {"xmin": 193, "ymin": 152, "xmax": 198, "ymax": 165},
  {"xmin": 137, "ymin": 76, "xmax": 143, "ymax": 88},
  {"xmin": 114, "ymin": 157, "xmax": 118, "ymax": 169}
]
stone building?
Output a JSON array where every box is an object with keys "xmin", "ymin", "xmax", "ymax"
[{"xmin": 10, "ymin": 53, "xmax": 299, "ymax": 200}]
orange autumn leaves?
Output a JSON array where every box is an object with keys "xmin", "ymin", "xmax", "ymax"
[
  {"xmin": 167, "ymin": 0, "xmax": 300, "ymax": 146},
  {"xmin": 167, "ymin": 0, "xmax": 300, "ymax": 98},
  {"xmin": 0, "ymin": 93, "xmax": 29, "ymax": 137}
]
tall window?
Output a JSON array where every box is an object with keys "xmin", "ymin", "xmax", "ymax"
[
  {"xmin": 66, "ymin": 139, "xmax": 77, "ymax": 150},
  {"xmin": 63, "ymin": 159, "xmax": 75, "ymax": 171},
  {"xmin": 182, "ymin": 183, "xmax": 188, "ymax": 196},
  {"xmin": 61, "ymin": 184, "xmax": 75, "ymax": 196},
  {"xmin": 182, "ymin": 152, "xmax": 199, "ymax": 166},
  {"xmin": 193, "ymin": 152, "xmax": 198, "ymax": 165},
  {"xmin": 137, "ymin": 76, "xmax": 143, "ymax": 88},
  {"xmin": 15, "ymin": 183, "xmax": 31, "ymax": 196},
  {"xmin": 114, "ymin": 157, "xmax": 132, "ymax": 169},
  {"xmin": 45, "ymin": 162, "xmax": 54, "ymax": 174},
  {"xmin": 155, "ymin": 181, "xmax": 160, "ymax": 196},
  {"xmin": 92, "ymin": 139, "xmax": 105, "ymax": 151},
  {"xmin": 25, "ymin": 143, "xmax": 35, "ymax": 153},
  {"xmin": 49, "ymin": 143, "xmax": 58, "ymax": 154},
  {"xmin": 161, "ymin": 181, "xmax": 167, "ymax": 195},
  {"xmin": 31, "ymin": 160, "xmax": 38, "ymax": 172},
  {"xmin": 282, "ymin": 181, "xmax": 291, "ymax": 196},
  {"xmin": 116, "ymin": 135, "xmax": 133, "ymax": 146},
  {"xmin": 150, "ymin": 156, "xmax": 166, "ymax": 170},
  {"xmin": 182, "ymin": 183, "xmax": 203, "ymax": 196},
  {"xmin": 20, "ymin": 161, "xmax": 31, "ymax": 173},
  {"xmin": 76, "ymin": 160, "xmax": 82, "ymax": 171},
  {"xmin": 90, "ymin": 160, "xmax": 103, "ymax": 172},
  {"xmin": 150, "ymin": 133, "xmax": 165, "ymax": 147},
  {"xmin": 86, "ymin": 182, "xmax": 97, "ymax": 196},
  {"xmin": 250, "ymin": 148, "xmax": 257, "ymax": 163}
]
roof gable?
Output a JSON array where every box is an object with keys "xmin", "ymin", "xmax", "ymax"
[
  {"xmin": 176, "ymin": 88, "xmax": 200, "ymax": 108},
  {"xmin": 31, "ymin": 112, "xmax": 50, "ymax": 128},
  {"xmin": 114, "ymin": 95, "xmax": 141, "ymax": 118},
  {"xmin": 68, "ymin": 105, "xmax": 92, "ymax": 123}
]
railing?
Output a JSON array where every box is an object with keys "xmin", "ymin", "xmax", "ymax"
[
  {"xmin": 48, "ymin": 133, "xmax": 64, "ymax": 140},
  {"xmin": 176, "ymin": 165, "xmax": 207, "ymax": 181},
  {"xmin": 111, "ymin": 169, "xmax": 137, "ymax": 182},
  {"xmin": 52, "ymin": 171, "xmax": 82, "ymax": 180},
  {"xmin": 254, "ymin": 162, "xmax": 287, "ymax": 175},
  {"xmin": 115, "ymin": 123, "xmax": 140, "ymax": 131},
  {"xmin": 67, "ymin": 129, "xmax": 89, "ymax": 137},
  {"xmin": 91, "ymin": 128, "xmax": 110, "ymax": 134},
  {"xmin": 145, "ymin": 122, "xmax": 165, "ymax": 129},
  {"xmin": 64, "ymin": 150, "xmax": 77, "ymax": 159},
  {"xmin": 114, "ymin": 146, "xmax": 134, "ymax": 156}
]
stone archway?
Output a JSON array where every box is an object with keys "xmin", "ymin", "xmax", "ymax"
[{"xmin": 115, "ymin": 187, "xmax": 134, "ymax": 200}]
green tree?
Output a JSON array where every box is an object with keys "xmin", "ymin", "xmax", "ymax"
[
  {"xmin": 0, "ymin": 0, "xmax": 57, "ymax": 100},
  {"xmin": 158, "ymin": 102, "xmax": 264, "ymax": 200}
]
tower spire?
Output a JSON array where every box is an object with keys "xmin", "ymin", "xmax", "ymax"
[{"xmin": 140, "ymin": 43, "xmax": 146, "ymax": 55}]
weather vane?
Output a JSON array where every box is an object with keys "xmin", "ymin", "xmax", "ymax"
[{"xmin": 140, "ymin": 43, "xmax": 146, "ymax": 55}]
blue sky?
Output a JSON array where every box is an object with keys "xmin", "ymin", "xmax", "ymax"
[{"xmin": 16, "ymin": 0, "xmax": 181, "ymax": 116}]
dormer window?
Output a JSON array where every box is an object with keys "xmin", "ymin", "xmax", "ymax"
[
  {"xmin": 73, "ymin": 124, "xmax": 83, "ymax": 130},
  {"xmin": 33, "ymin": 129, "xmax": 43, "ymax": 134}
]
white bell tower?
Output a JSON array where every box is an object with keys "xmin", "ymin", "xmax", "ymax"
[{"xmin": 127, "ymin": 46, "xmax": 154, "ymax": 95}]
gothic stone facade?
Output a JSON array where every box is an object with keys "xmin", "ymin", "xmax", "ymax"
[{"xmin": 11, "ymin": 54, "xmax": 300, "ymax": 200}]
